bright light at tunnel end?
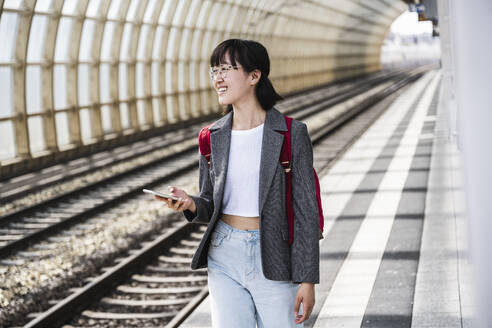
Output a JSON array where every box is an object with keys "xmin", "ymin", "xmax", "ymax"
[
  {"xmin": 380, "ymin": 10, "xmax": 440, "ymax": 70},
  {"xmin": 391, "ymin": 11, "xmax": 433, "ymax": 36}
]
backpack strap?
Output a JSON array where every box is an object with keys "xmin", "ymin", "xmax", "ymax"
[
  {"xmin": 198, "ymin": 124, "xmax": 213, "ymax": 166},
  {"xmin": 280, "ymin": 116, "xmax": 325, "ymax": 245},
  {"xmin": 313, "ymin": 168, "xmax": 324, "ymax": 236},
  {"xmin": 280, "ymin": 116, "xmax": 295, "ymax": 245}
]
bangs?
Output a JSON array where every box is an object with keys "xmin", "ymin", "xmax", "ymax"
[{"xmin": 209, "ymin": 39, "xmax": 245, "ymax": 67}]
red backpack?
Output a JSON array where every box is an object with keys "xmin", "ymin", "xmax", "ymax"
[{"xmin": 198, "ymin": 115, "xmax": 324, "ymax": 245}]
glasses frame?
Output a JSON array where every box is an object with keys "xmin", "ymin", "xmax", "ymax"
[{"xmin": 209, "ymin": 64, "xmax": 241, "ymax": 81}]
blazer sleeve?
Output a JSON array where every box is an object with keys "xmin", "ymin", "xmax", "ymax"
[
  {"xmin": 182, "ymin": 148, "xmax": 215, "ymax": 224},
  {"xmin": 290, "ymin": 122, "xmax": 320, "ymax": 284}
]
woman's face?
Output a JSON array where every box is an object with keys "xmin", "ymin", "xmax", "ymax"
[{"xmin": 211, "ymin": 52, "xmax": 258, "ymax": 107}]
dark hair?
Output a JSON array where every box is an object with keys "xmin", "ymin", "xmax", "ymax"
[{"xmin": 210, "ymin": 39, "xmax": 283, "ymax": 115}]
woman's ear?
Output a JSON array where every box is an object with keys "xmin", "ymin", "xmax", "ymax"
[{"xmin": 250, "ymin": 69, "xmax": 261, "ymax": 85}]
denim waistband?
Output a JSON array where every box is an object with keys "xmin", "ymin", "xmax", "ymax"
[{"xmin": 215, "ymin": 219, "xmax": 260, "ymax": 239}]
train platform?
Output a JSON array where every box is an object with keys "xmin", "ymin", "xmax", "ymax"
[{"xmin": 180, "ymin": 69, "xmax": 474, "ymax": 328}]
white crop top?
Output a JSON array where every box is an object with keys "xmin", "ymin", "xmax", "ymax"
[{"xmin": 221, "ymin": 123, "xmax": 264, "ymax": 217}]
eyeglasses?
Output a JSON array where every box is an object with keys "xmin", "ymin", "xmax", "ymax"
[{"xmin": 209, "ymin": 64, "xmax": 241, "ymax": 80}]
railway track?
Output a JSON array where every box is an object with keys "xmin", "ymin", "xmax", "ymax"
[
  {"xmin": 23, "ymin": 220, "xmax": 207, "ymax": 328},
  {"xmin": 1, "ymin": 65, "xmax": 434, "ymax": 327}
]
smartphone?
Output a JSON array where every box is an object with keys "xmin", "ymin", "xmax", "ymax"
[{"xmin": 143, "ymin": 189, "xmax": 180, "ymax": 201}]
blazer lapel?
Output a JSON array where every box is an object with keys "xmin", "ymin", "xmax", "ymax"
[
  {"xmin": 258, "ymin": 108, "xmax": 287, "ymax": 215},
  {"xmin": 207, "ymin": 107, "xmax": 287, "ymax": 217},
  {"xmin": 209, "ymin": 111, "xmax": 233, "ymax": 213}
]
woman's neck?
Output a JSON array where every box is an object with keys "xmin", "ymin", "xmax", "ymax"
[{"xmin": 231, "ymin": 102, "xmax": 266, "ymax": 130}]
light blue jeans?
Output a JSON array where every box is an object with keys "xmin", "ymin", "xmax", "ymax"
[{"xmin": 207, "ymin": 219, "xmax": 303, "ymax": 327}]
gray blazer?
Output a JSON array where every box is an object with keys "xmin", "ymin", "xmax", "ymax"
[{"xmin": 183, "ymin": 107, "xmax": 320, "ymax": 284}]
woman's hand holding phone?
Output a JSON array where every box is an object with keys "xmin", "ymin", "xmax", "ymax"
[{"xmin": 153, "ymin": 186, "xmax": 196, "ymax": 214}]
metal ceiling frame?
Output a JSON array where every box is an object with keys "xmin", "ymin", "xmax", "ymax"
[{"xmin": 0, "ymin": 0, "xmax": 406, "ymax": 171}]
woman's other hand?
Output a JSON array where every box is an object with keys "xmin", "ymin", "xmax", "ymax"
[
  {"xmin": 154, "ymin": 186, "xmax": 196, "ymax": 213},
  {"xmin": 294, "ymin": 282, "xmax": 315, "ymax": 324}
]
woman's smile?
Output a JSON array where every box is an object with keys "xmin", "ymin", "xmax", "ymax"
[{"xmin": 217, "ymin": 86, "xmax": 228, "ymax": 95}]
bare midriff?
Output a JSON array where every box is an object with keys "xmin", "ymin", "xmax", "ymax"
[{"xmin": 220, "ymin": 213, "xmax": 260, "ymax": 231}]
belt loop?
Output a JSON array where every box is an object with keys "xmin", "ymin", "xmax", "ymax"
[{"xmin": 226, "ymin": 224, "xmax": 232, "ymax": 240}]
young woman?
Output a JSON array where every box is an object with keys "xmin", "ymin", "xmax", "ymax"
[{"xmin": 155, "ymin": 39, "xmax": 320, "ymax": 327}]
